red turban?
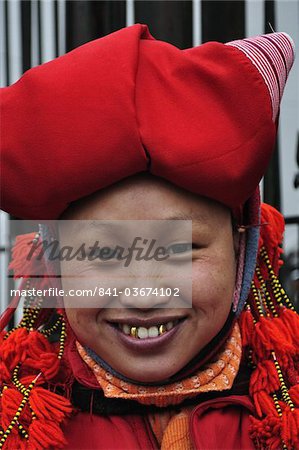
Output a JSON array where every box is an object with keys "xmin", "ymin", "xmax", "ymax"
[{"xmin": 0, "ymin": 24, "xmax": 294, "ymax": 219}]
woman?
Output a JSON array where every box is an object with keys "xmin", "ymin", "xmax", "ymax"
[{"xmin": 1, "ymin": 24, "xmax": 298, "ymax": 449}]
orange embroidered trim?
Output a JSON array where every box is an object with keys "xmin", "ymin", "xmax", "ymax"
[{"xmin": 76, "ymin": 322, "xmax": 242, "ymax": 407}]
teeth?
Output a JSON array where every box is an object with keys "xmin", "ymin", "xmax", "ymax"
[
  {"xmin": 148, "ymin": 326, "xmax": 159, "ymax": 338},
  {"xmin": 166, "ymin": 321, "xmax": 174, "ymax": 331},
  {"xmin": 137, "ymin": 327, "xmax": 148, "ymax": 339},
  {"xmin": 122, "ymin": 324, "xmax": 131, "ymax": 335},
  {"xmin": 120, "ymin": 321, "xmax": 177, "ymax": 339}
]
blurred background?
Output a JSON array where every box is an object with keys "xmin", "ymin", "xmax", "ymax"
[{"xmin": 1, "ymin": 0, "xmax": 299, "ymax": 315}]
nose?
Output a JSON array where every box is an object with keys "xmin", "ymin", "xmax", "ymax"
[
  {"xmin": 118, "ymin": 279, "xmax": 174, "ymax": 309},
  {"xmin": 104, "ymin": 252, "xmax": 191, "ymax": 309}
]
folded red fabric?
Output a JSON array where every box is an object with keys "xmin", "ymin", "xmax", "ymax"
[{"xmin": 0, "ymin": 24, "xmax": 294, "ymax": 219}]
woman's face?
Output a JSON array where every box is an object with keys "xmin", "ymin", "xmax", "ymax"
[{"xmin": 60, "ymin": 174, "xmax": 238, "ymax": 383}]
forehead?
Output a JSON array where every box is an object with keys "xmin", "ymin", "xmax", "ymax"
[{"xmin": 61, "ymin": 173, "xmax": 231, "ymax": 223}]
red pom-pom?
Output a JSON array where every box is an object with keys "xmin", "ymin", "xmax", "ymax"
[{"xmin": 250, "ymin": 414, "xmax": 282, "ymax": 449}]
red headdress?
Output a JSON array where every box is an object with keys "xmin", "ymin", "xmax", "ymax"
[{"xmin": 0, "ymin": 24, "xmax": 294, "ymax": 219}]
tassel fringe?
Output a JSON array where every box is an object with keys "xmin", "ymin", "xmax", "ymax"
[
  {"xmin": 0, "ymin": 233, "xmax": 74, "ymax": 449},
  {"xmin": 239, "ymin": 204, "xmax": 299, "ymax": 450}
]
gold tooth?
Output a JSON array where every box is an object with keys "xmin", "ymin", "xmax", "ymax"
[
  {"xmin": 159, "ymin": 324, "xmax": 166, "ymax": 335},
  {"xmin": 130, "ymin": 326, "xmax": 138, "ymax": 338}
]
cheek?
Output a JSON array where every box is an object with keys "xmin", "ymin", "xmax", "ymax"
[
  {"xmin": 192, "ymin": 249, "xmax": 236, "ymax": 315},
  {"xmin": 64, "ymin": 308, "xmax": 100, "ymax": 344},
  {"xmin": 190, "ymin": 254, "xmax": 235, "ymax": 344}
]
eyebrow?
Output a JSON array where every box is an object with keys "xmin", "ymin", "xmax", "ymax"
[
  {"xmin": 61, "ymin": 216, "xmax": 207, "ymax": 242},
  {"xmin": 89, "ymin": 221, "xmax": 123, "ymax": 238},
  {"xmin": 164, "ymin": 213, "xmax": 209, "ymax": 223},
  {"xmin": 88, "ymin": 215, "xmax": 209, "ymax": 230},
  {"xmin": 89, "ymin": 216, "xmax": 207, "ymax": 225},
  {"xmin": 90, "ymin": 221, "xmax": 119, "ymax": 229}
]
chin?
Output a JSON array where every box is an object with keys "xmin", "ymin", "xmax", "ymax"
[{"xmin": 117, "ymin": 363, "xmax": 180, "ymax": 384}]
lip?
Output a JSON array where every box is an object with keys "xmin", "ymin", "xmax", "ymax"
[
  {"xmin": 107, "ymin": 317, "xmax": 186, "ymax": 353},
  {"xmin": 107, "ymin": 315, "xmax": 187, "ymax": 327}
]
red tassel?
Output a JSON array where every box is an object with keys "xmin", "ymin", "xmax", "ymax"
[
  {"xmin": 250, "ymin": 360, "xmax": 280, "ymax": 395},
  {"xmin": 19, "ymin": 374, "xmax": 44, "ymax": 387},
  {"xmin": 279, "ymin": 308, "xmax": 299, "ymax": 342},
  {"xmin": 281, "ymin": 407, "xmax": 299, "ymax": 448},
  {"xmin": 259, "ymin": 203, "xmax": 285, "ymax": 274},
  {"xmin": 252, "ymin": 317, "xmax": 295, "ymax": 359},
  {"xmin": 29, "ymin": 387, "xmax": 73, "ymax": 422},
  {"xmin": 24, "ymin": 331, "xmax": 60, "ymax": 380},
  {"xmin": 239, "ymin": 309, "xmax": 255, "ymax": 347},
  {"xmin": 25, "ymin": 353, "xmax": 60, "ymax": 380},
  {"xmin": 289, "ymin": 386, "xmax": 299, "ymax": 408},
  {"xmin": 253, "ymin": 390, "xmax": 278, "ymax": 417},
  {"xmin": 249, "ymin": 415, "xmax": 265, "ymax": 447},
  {"xmin": 285, "ymin": 359, "xmax": 299, "ymax": 386},
  {"xmin": 0, "ymin": 299, "xmax": 20, "ymax": 334},
  {"xmin": 8, "ymin": 232, "xmax": 39, "ymax": 278},
  {"xmin": 47, "ymin": 356, "xmax": 74, "ymax": 389},
  {"xmin": 2, "ymin": 434, "xmax": 28, "ymax": 450},
  {"xmin": 27, "ymin": 418, "xmax": 67, "ymax": 450},
  {"xmin": 1, "ymin": 388, "xmax": 31, "ymax": 430},
  {"xmin": 26, "ymin": 330, "xmax": 53, "ymax": 357},
  {"xmin": 1, "ymin": 328, "xmax": 29, "ymax": 370},
  {"xmin": 275, "ymin": 353, "xmax": 295, "ymax": 375},
  {"xmin": 0, "ymin": 362, "xmax": 10, "ymax": 384}
]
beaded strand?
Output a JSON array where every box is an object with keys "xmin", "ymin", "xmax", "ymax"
[
  {"xmin": 248, "ymin": 246, "xmax": 298, "ymax": 450},
  {"xmin": 260, "ymin": 247, "xmax": 295, "ymax": 311},
  {"xmin": 0, "ymin": 282, "xmax": 67, "ymax": 448},
  {"xmin": 0, "ymin": 374, "xmax": 40, "ymax": 448}
]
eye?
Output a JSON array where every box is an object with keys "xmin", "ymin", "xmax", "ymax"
[
  {"xmin": 100, "ymin": 247, "xmax": 120, "ymax": 260},
  {"xmin": 88, "ymin": 246, "xmax": 121, "ymax": 260},
  {"xmin": 166, "ymin": 243, "xmax": 193, "ymax": 255}
]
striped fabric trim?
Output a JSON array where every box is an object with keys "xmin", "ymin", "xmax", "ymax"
[{"xmin": 226, "ymin": 32, "xmax": 295, "ymax": 121}]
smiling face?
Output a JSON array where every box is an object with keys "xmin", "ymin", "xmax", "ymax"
[{"xmin": 60, "ymin": 173, "xmax": 238, "ymax": 383}]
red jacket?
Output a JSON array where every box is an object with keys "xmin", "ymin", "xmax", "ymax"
[{"xmin": 63, "ymin": 395, "xmax": 255, "ymax": 449}]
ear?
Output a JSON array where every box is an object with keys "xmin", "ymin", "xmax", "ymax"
[
  {"xmin": 231, "ymin": 214, "xmax": 241, "ymax": 259},
  {"xmin": 233, "ymin": 232, "xmax": 240, "ymax": 260}
]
